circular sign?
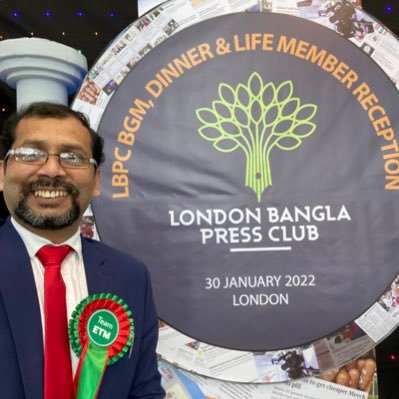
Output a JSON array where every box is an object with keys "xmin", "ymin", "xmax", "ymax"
[
  {"xmin": 93, "ymin": 11, "xmax": 399, "ymax": 352},
  {"xmin": 87, "ymin": 309, "xmax": 119, "ymax": 347}
]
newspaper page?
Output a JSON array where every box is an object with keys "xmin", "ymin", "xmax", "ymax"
[
  {"xmin": 158, "ymin": 325, "xmax": 259, "ymax": 381},
  {"xmin": 159, "ymin": 360, "xmax": 374, "ymax": 399},
  {"xmin": 272, "ymin": 0, "xmax": 399, "ymax": 89},
  {"xmin": 272, "ymin": 0, "xmax": 362, "ymax": 16},
  {"xmin": 158, "ymin": 324, "xmax": 323, "ymax": 382},
  {"xmin": 356, "ymin": 303, "xmax": 398, "ymax": 342},
  {"xmin": 139, "ymin": 0, "xmax": 258, "ymax": 19},
  {"xmin": 313, "ymin": 326, "xmax": 375, "ymax": 368},
  {"xmin": 353, "ymin": 21, "xmax": 399, "ymax": 87},
  {"xmin": 272, "ymin": 0, "xmax": 299, "ymax": 16}
]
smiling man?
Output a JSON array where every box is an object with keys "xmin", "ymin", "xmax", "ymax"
[{"xmin": 0, "ymin": 102, "xmax": 165, "ymax": 399}]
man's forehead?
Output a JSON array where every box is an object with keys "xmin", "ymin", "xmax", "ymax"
[
  {"xmin": 15, "ymin": 116, "xmax": 90, "ymax": 140},
  {"xmin": 16, "ymin": 115, "xmax": 86, "ymax": 130}
]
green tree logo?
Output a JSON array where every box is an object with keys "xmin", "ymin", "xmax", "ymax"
[{"xmin": 195, "ymin": 72, "xmax": 318, "ymax": 202}]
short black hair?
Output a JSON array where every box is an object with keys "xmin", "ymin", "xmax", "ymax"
[{"xmin": 0, "ymin": 102, "xmax": 105, "ymax": 166}]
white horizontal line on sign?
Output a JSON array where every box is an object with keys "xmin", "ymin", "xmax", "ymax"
[{"xmin": 230, "ymin": 246, "xmax": 292, "ymax": 252}]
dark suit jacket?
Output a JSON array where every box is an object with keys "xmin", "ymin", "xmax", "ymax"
[{"xmin": 0, "ymin": 218, "xmax": 165, "ymax": 398}]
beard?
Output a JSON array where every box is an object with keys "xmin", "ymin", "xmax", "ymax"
[{"xmin": 14, "ymin": 177, "xmax": 80, "ymax": 230}]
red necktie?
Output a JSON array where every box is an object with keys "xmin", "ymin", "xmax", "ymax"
[{"xmin": 36, "ymin": 245, "xmax": 75, "ymax": 399}]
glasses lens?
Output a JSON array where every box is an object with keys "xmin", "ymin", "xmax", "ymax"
[
  {"xmin": 15, "ymin": 148, "xmax": 46, "ymax": 165},
  {"xmin": 60, "ymin": 152, "xmax": 89, "ymax": 168}
]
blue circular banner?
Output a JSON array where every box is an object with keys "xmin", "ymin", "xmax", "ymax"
[{"xmin": 93, "ymin": 12, "xmax": 399, "ymax": 351}]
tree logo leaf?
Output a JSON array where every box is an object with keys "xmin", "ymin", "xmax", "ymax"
[{"xmin": 195, "ymin": 72, "xmax": 318, "ymax": 202}]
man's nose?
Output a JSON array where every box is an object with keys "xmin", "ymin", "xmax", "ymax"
[{"xmin": 36, "ymin": 155, "xmax": 67, "ymax": 177}]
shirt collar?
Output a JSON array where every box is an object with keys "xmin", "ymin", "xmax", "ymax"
[{"xmin": 11, "ymin": 217, "xmax": 83, "ymax": 260}]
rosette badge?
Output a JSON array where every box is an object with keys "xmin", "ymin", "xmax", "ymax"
[{"xmin": 69, "ymin": 293, "xmax": 134, "ymax": 399}]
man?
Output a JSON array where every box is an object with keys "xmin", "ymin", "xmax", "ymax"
[{"xmin": 0, "ymin": 102, "xmax": 165, "ymax": 399}]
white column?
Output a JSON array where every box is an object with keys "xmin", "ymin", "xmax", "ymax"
[{"xmin": 0, "ymin": 37, "xmax": 87, "ymax": 108}]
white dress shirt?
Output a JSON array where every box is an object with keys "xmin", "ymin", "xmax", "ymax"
[{"xmin": 11, "ymin": 217, "xmax": 89, "ymax": 375}]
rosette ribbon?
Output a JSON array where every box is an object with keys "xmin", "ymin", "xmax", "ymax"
[{"xmin": 69, "ymin": 293, "xmax": 134, "ymax": 399}]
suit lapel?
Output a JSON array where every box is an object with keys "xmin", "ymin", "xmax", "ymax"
[
  {"xmin": 81, "ymin": 238, "xmax": 113, "ymax": 299},
  {"xmin": 0, "ymin": 219, "xmax": 44, "ymax": 399}
]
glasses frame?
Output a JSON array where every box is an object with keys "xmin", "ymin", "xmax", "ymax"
[{"xmin": 4, "ymin": 147, "xmax": 98, "ymax": 169}]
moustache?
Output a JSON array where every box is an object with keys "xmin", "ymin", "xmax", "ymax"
[{"xmin": 20, "ymin": 178, "xmax": 79, "ymax": 198}]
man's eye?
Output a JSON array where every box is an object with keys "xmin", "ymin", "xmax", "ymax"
[
  {"xmin": 16, "ymin": 149, "xmax": 45, "ymax": 161},
  {"xmin": 20, "ymin": 154, "xmax": 40, "ymax": 162},
  {"xmin": 22, "ymin": 154, "xmax": 39, "ymax": 161},
  {"xmin": 63, "ymin": 153, "xmax": 81, "ymax": 159},
  {"xmin": 62, "ymin": 153, "xmax": 85, "ymax": 163}
]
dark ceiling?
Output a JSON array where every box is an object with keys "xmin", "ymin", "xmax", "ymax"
[
  {"xmin": 0, "ymin": 0, "xmax": 140, "ymax": 120},
  {"xmin": 0, "ymin": 0, "xmax": 398, "ymax": 120}
]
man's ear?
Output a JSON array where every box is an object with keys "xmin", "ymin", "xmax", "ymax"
[{"xmin": 0, "ymin": 161, "xmax": 4, "ymax": 192}]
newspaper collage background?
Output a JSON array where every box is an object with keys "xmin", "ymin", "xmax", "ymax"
[{"xmin": 73, "ymin": 0, "xmax": 399, "ymax": 397}]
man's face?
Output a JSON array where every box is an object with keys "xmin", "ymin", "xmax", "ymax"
[{"xmin": 0, "ymin": 116, "xmax": 100, "ymax": 239}]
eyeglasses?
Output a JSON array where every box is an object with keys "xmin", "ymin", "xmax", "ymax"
[{"xmin": 4, "ymin": 147, "xmax": 98, "ymax": 169}]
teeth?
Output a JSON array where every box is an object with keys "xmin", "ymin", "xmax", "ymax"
[{"xmin": 34, "ymin": 190, "xmax": 68, "ymax": 198}]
